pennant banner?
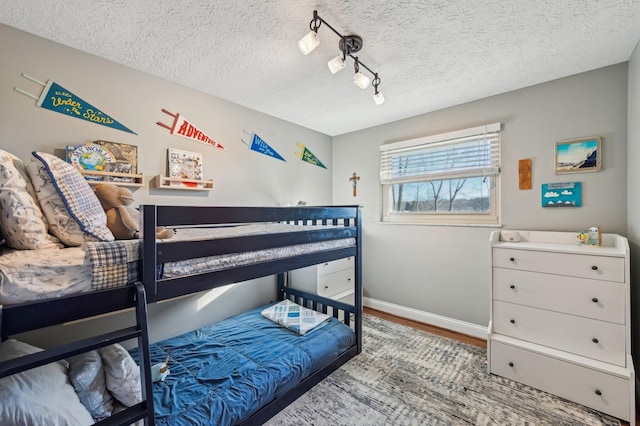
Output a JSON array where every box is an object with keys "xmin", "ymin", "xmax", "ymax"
[
  {"xmin": 157, "ymin": 109, "xmax": 224, "ymax": 150},
  {"xmin": 295, "ymin": 142, "xmax": 326, "ymax": 169},
  {"xmin": 241, "ymin": 130, "xmax": 285, "ymax": 161},
  {"xmin": 15, "ymin": 75, "xmax": 136, "ymax": 134}
]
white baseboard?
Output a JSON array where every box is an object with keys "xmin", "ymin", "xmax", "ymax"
[{"xmin": 363, "ymin": 297, "xmax": 488, "ymax": 340}]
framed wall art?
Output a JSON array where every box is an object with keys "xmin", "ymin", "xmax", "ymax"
[
  {"xmin": 554, "ymin": 136, "xmax": 601, "ymax": 174},
  {"xmin": 541, "ymin": 182, "xmax": 581, "ymax": 207}
]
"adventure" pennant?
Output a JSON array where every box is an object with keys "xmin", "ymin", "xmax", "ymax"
[
  {"xmin": 295, "ymin": 142, "xmax": 326, "ymax": 169},
  {"xmin": 14, "ymin": 74, "xmax": 137, "ymax": 134},
  {"xmin": 157, "ymin": 108, "xmax": 225, "ymax": 150},
  {"xmin": 241, "ymin": 130, "xmax": 285, "ymax": 161}
]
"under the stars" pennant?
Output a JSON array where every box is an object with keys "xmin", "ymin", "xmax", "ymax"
[{"xmin": 14, "ymin": 74, "xmax": 136, "ymax": 134}]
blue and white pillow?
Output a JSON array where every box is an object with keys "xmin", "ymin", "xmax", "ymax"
[
  {"xmin": 0, "ymin": 149, "xmax": 62, "ymax": 249},
  {"xmin": 26, "ymin": 151, "xmax": 114, "ymax": 246}
]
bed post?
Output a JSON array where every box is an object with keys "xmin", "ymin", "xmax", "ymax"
[
  {"xmin": 355, "ymin": 206, "xmax": 363, "ymax": 354},
  {"xmin": 134, "ymin": 283, "xmax": 155, "ymax": 425},
  {"xmin": 140, "ymin": 205, "xmax": 158, "ymax": 301},
  {"xmin": 277, "ymin": 273, "xmax": 286, "ymax": 301}
]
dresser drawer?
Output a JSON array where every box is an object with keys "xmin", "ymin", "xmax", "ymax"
[
  {"xmin": 492, "ymin": 268, "xmax": 625, "ymax": 324},
  {"xmin": 490, "ymin": 341, "xmax": 630, "ymax": 421},
  {"xmin": 317, "ymin": 268, "xmax": 354, "ymax": 297},
  {"xmin": 493, "ymin": 248, "xmax": 624, "ymax": 282},
  {"xmin": 493, "ymin": 301, "xmax": 626, "ymax": 366},
  {"xmin": 317, "ymin": 256, "xmax": 354, "ymax": 276}
]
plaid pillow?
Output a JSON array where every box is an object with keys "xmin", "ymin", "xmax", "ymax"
[{"xmin": 26, "ymin": 152, "xmax": 113, "ymax": 246}]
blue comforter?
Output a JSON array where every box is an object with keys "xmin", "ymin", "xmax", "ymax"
[{"xmin": 130, "ymin": 304, "xmax": 355, "ymax": 425}]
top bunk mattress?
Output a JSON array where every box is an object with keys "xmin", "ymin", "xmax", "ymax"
[{"xmin": 0, "ymin": 223, "xmax": 355, "ymax": 304}]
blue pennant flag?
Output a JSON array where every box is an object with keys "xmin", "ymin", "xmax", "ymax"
[
  {"xmin": 15, "ymin": 75, "xmax": 137, "ymax": 135},
  {"xmin": 242, "ymin": 131, "xmax": 286, "ymax": 161}
]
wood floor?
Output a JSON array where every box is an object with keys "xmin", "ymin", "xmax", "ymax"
[
  {"xmin": 363, "ymin": 307, "xmax": 486, "ymax": 349},
  {"xmin": 364, "ymin": 307, "xmax": 635, "ymax": 426}
]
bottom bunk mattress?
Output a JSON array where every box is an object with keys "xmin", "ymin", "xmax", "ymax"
[{"xmin": 130, "ymin": 303, "xmax": 356, "ymax": 426}]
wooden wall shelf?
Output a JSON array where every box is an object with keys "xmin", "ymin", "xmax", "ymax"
[
  {"xmin": 154, "ymin": 175, "xmax": 214, "ymax": 191},
  {"xmin": 80, "ymin": 170, "xmax": 144, "ymax": 187}
]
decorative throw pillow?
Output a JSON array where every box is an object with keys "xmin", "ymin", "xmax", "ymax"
[
  {"xmin": 99, "ymin": 343, "xmax": 142, "ymax": 407},
  {"xmin": 0, "ymin": 339, "xmax": 95, "ymax": 426},
  {"xmin": 67, "ymin": 350, "xmax": 114, "ymax": 420},
  {"xmin": 0, "ymin": 149, "xmax": 62, "ymax": 249},
  {"xmin": 26, "ymin": 151, "xmax": 114, "ymax": 246}
]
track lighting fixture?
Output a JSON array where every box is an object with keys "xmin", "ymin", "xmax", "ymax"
[{"xmin": 298, "ymin": 10, "xmax": 384, "ymax": 105}]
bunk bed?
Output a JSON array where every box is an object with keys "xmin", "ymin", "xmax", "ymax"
[
  {"xmin": 0, "ymin": 203, "xmax": 362, "ymax": 426},
  {"xmin": 136, "ymin": 204, "xmax": 362, "ymax": 425}
]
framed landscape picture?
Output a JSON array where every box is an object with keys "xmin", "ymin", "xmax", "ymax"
[{"xmin": 554, "ymin": 136, "xmax": 601, "ymax": 174}]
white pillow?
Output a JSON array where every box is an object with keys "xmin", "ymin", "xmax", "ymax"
[
  {"xmin": 26, "ymin": 151, "xmax": 114, "ymax": 246},
  {"xmin": 67, "ymin": 350, "xmax": 114, "ymax": 420},
  {"xmin": 99, "ymin": 343, "xmax": 142, "ymax": 407},
  {"xmin": 0, "ymin": 339, "xmax": 95, "ymax": 426},
  {"xmin": 0, "ymin": 149, "xmax": 62, "ymax": 249}
]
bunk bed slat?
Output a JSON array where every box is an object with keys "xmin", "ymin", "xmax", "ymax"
[
  {"xmin": 154, "ymin": 206, "xmax": 358, "ymax": 227},
  {"xmin": 157, "ymin": 227, "xmax": 356, "ymax": 263},
  {"xmin": 152, "ymin": 247, "xmax": 356, "ymax": 302},
  {"xmin": 0, "ymin": 326, "xmax": 141, "ymax": 378},
  {"xmin": 1, "ymin": 286, "xmax": 136, "ymax": 339}
]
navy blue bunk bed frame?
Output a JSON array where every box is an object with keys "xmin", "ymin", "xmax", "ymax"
[
  {"xmin": 0, "ymin": 204, "xmax": 362, "ymax": 426},
  {"xmin": 140, "ymin": 204, "xmax": 363, "ymax": 426}
]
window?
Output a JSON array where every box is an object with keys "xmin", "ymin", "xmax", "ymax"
[{"xmin": 380, "ymin": 123, "xmax": 501, "ymax": 225}]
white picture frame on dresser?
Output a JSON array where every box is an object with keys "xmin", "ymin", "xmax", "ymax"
[{"xmin": 488, "ymin": 230, "xmax": 635, "ymax": 425}]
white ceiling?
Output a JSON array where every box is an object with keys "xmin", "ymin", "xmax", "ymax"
[{"xmin": 2, "ymin": 1, "xmax": 640, "ymax": 136}]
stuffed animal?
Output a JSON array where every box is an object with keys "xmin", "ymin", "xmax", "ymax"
[{"xmin": 94, "ymin": 183, "xmax": 174, "ymax": 240}]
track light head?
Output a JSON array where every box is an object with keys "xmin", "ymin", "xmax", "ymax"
[
  {"xmin": 372, "ymin": 74, "xmax": 385, "ymax": 105},
  {"xmin": 328, "ymin": 55, "xmax": 345, "ymax": 74},
  {"xmin": 297, "ymin": 10, "xmax": 322, "ymax": 55},
  {"xmin": 352, "ymin": 58, "xmax": 370, "ymax": 89}
]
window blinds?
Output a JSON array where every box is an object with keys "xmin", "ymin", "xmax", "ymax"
[{"xmin": 380, "ymin": 123, "xmax": 501, "ymax": 184}]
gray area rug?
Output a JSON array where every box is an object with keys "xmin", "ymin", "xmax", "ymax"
[{"xmin": 266, "ymin": 314, "xmax": 621, "ymax": 426}]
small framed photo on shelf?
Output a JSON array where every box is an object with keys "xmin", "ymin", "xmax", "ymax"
[
  {"xmin": 94, "ymin": 140, "xmax": 138, "ymax": 174},
  {"xmin": 554, "ymin": 136, "xmax": 601, "ymax": 174},
  {"xmin": 167, "ymin": 148, "xmax": 203, "ymax": 188},
  {"xmin": 104, "ymin": 162, "xmax": 133, "ymax": 183}
]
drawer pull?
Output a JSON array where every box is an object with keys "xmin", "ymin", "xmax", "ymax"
[
  {"xmin": 510, "ymin": 319, "xmax": 515, "ymax": 324},
  {"xmin": 592, "ymin": 338, "xmax": 599, "ymax": 344},
  {"xmin": 509, "ymin": 285, "xmax": 515, "ymax": 290},
  {"xmin": 325, "ymin": 286, "xmax": 329, "ymax": 289},
  {"xmin": 509, "ymin": 257, "xmax": 515, "ymax": 262},
  {"xmin": 595, "ymin": 389, "xmax": 602, "ymax": 396},
  {"xmin": 508, "ymin": 362, "xmax": 514, "ymax": 367},
  {"xmin": 591, "ymin": 297, "xmax": 598, "ymax": 303},
  {"xmin": 591, "ymin": 265, "xmax": 598, "ymax": 271}
]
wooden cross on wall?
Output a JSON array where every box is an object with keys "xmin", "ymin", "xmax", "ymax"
[{"xmin": 349, "ymin": 172, "xmax": 360, "ymax": 197}]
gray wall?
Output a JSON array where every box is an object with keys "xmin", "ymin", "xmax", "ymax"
[
  {"xmin": 0, "ymin": 24, "xmax": 333, "ymax": 347},
  {"xmin": 628, "ymin": 40, "xmax": 640, "ymax": 364},
  {"xmin": 332, "ymin": 64, "xmax": 629, "ymax": 327}
]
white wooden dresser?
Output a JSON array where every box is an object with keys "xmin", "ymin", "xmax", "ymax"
[
  {"xmin": 488, "ymin": 230, "xmax": 635, "ymax": 424},
  {"xmin": 289, "ymin": 257, "xmax": 355, "ymax": 303}
]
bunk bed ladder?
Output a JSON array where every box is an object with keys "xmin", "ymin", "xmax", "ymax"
[{"xmin": 0, "ymin": 283, "xmax": 155, "ymax": 426}]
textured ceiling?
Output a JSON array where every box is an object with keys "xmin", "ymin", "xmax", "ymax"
[{"xmin": 2, "ymin": 1, "xmax": 640, "ymax": 136}]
